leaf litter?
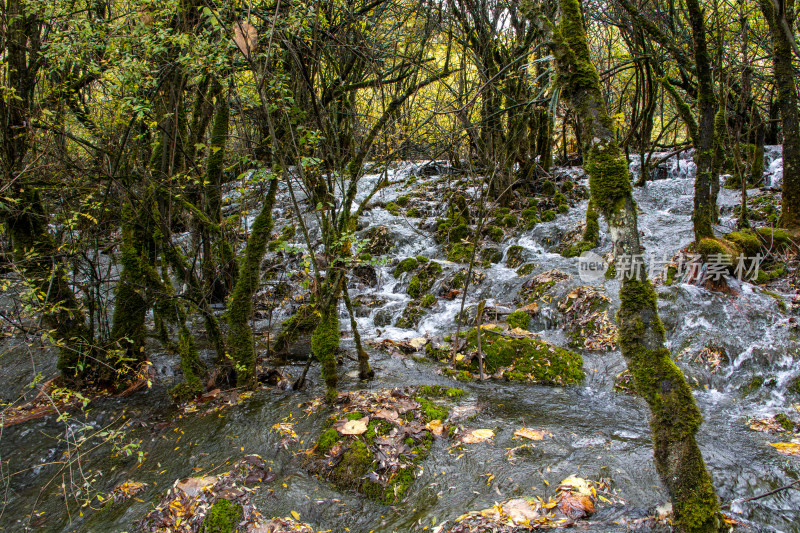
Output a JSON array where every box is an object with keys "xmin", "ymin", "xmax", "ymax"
[{"xmin": 437, "ymin": 476, "xmax": 623, "ymax": 531}]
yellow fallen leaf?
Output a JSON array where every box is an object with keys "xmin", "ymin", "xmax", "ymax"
[
  {"xmin": 291, "ymin": 510, "xmax": 301, "ymax": 520},
  {"xmin": 770, "ymin": 442, "xmax": 800, "ymax": 455},
  {"xmin": 461, "ymin": 429, "xmax": 494, "ymax": 443},
  {"xmin": 513, "ymin": 427, "xmax": 551, "ymax": 441},
  {"xmin": 426, "ymin": 419, "xmax": 444, "ymax": 436}
]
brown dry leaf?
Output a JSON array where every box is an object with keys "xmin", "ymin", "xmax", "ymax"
[
  {"xmin": 234, "ymin": 22, "xmax": 258, "ymax": 57},
  {"xmin": 513, "ymin": 427, "xmax": 551, "ymax": 441},
  {"xmin": 556, "ymin": 476, "xmax": 596, "ymax": 519},
  {"xmin": 373, "ymin": 409, "xmax": 399, "ymax": 422},
  {"xmin": 460, "ymin": 428, "xmax": 494, "ymax": 443},
  {"xmin": 502, "ymin": 498, "xmax": 545, "ymax": 525},
  {"xmin": 769, "ymin": 442, "xmax": 800, "ymax": 455},
  {"xmin": 337, "ymin": 416, "xmax": 369, "ymax": 435},
  {"xmin": 175, "ymin": 475, "xmax": 217, "ymax": 497},
  {"xmin": 518, "ymin": 302, "xmax": 539, "ymax": 315},
  {"xmin": 426, "ymin": 419, "xmax": 444, "ymax": 436},
  {"xmin": 749, "ymin": 417, "xmax": 783, "ymax": 432}
]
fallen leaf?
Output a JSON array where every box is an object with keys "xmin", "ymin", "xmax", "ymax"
[
  {"xmin": 461, "ymin": 429, "xmax": 494, "ymax": 443},
  {"xmin": 426, "ymin": 419, "xmax": 444, "ymax": 436},
  {"xmin": 409, "ymin": 336, "xmax": 428, "ymax": 349},
  {"xmin": 291, "ymin": 510, "xmax": 300, "ymax": 521},
  {"xmin": 336, "ymin": 416, "xmax": 369, "ymax": 435},
  {"xmin": 502, "ymin": 498, "xmax": 545, "ymax": 524},
  {"xmin": 373, "ymin": 409, "xmax": 399, "ymax": 422},
  {"xmin": 770, "ymin": 442, "xmax": 800, "ymax": 455},
  {"xmin": 175, "ymin": 475, "xmax": 217, "ymax": 497},
  {"xmin": 513, "ymin": 427, "xmax": 551, "ymax": 441}
]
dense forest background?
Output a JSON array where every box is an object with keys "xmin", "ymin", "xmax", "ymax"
[{"xmin": 2, "ymin": 0, "xmax": 800, "ymax": 532}]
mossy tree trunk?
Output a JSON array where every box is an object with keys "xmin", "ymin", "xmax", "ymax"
[
  {"xmin": 225, "ymin": 175, "xmax": 278, "ymax": 387},
  {"xmin": 203, "ymin": 87, "xmax": 234, "ymax": 302},
  {"xmin": 687, "ymin": 0, "xmax": 717, "ymax": 241},
  {"xmin": 522, "ymin": 0, "xmax": 722, "ymax": 530},
  {"xmin": 760, "ymin": 0, "xmax": 800, "ymax": 230}
]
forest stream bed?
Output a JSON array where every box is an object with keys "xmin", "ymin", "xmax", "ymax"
[{"xmin": 2, "ymin": 157, "xmax": 800, "ymax": 532}]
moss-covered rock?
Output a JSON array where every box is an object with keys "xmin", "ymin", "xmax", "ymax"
[
  {"xmin": 506, "ymin": 310, "xmax": 531, "ymax": 330},
  {"xmin": 541, "ymin": 210, "xmax": 556, "ymax": 222},
  {"xmin": 386, "ymin": 202, "xmax": 401, "ymax": 216},
  {"xmin": 200, "ymin": 499, "xmax": 243, "ymax": 533},
  {"xmin": 726, "ymin": 230, "xmax": 762, "ymax": 257},
  {"xmin": 541, "ymin": 180, "xmax": 556, "ymax": 196},
  {"xmin": 505, "ymin": 245, "xmax": 525, "ymax": 268},
  {"xmin": 394, "ymin": 257, "xmax": 419, "ymax": 278},
  {"xmin": 483, "ymin": 225, "xmax": 505, "ymax": 242},
  {"xmin": 308, "ymin": 388, "xmax": 449, "ymax": 504},
  {"xmin": 517, "ymin": 263, "xmax": 537, "ymax": 276},
  {"xmin": 455, "ymin": 326, "xmax": 584, "ymax": 384},
  {"xmin": 447, "ymin": 242, "xmax": 474, "ymax": 263},
  {"xmin": 481, "ymin": 247, "xmax": 503, "ymax": 265}
]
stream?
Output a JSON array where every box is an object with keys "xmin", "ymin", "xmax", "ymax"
[{"xmin": 1, "ymin": 149, "xmax": 799, "ymax": 532}]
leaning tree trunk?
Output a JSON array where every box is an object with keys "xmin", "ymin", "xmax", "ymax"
[
  {"xmin": 521, "ymin": 0, "xmax": 722, "ymax": 530},
  {"xmin": 760, "ymin": 0, "xmax": 800, "ymax": 230}
]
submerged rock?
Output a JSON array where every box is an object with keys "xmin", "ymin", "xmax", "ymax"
[
  {"xmin": 445, "ymin": 325, "xmax": 584, "ymax": 384},
  {"xmin": 304, "ymin": 387, "xmax": 459, "ymax": 504}
]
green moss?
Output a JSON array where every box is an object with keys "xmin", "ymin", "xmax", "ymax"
[
  {"xmin": 558, "ymin": 204, "xmax": 569, "ymax": 214},
  {"xmin": 774, "ymin": 413, "xmax": 795, "ymax": 431},
  {"xmin": 506, "ymin": 245, "xmax": 525, "ymax": 268},
  {"xmin": 517, "ymin": 263, "xmax": 536, "ymax": 276},
  {"xmin": 395, "ymin": 302, "xmax": 425, "ymax": 328},
  {"xmin": 586, "ymin": 143, "xmax": 632, "ymax": 216},
  {"xmin": 554, "ymin": 192, "xmax": 568, "ymax": 206},
  {"xmin": 541, "ymin": 210, "xmax": 556, "ymax": 222},
  {"xmin": 484, "ymin": 225, "xmax": 505, "ymax": 242},
  {"xmin": 788, "ymin": 376, "xmax": 800, "ymax": 396},
  {"xmin": 506, "ymin": 310, "xmax": 531, "ymax": 330},
  {"xmin": 541, "ymin": 180, "xmax": 556, "ymax": 196},
  {"xmin": 561, "ymin": 240, "xmax": 596, "ymax": 258},
  {"xmin": 418, "ymin": 384, "xmax": 464, "ymax": 398},
  {"xmin": 415, "ymin": 396, "xmax": 449, "ymax": 420},
  {"xmin": 480, "ymin": 247, "xmax": 503, "ymax": 264},
  {"xmin": 317, "ymin": 428, "xmax": 340, "ymax": 455},
  {"xmin": 201, "ymin": 499, "xmax": 243, "ymax": 533},
  {"xmin": 740, "ymin": 375, "xmax": 765, "ymax": 397},
  {"xmin": 406, "ymin": 207, "xmax": 421, "ymax": 218},
  {"xmin": 386, "ymin": 202, "xmax": 401, "ymax": 216},
  {"xmin": 695, "ymin": 237, "xmax": 740, "ymax": 262},
  {"xmin": 394, "ymin": 257, "xmax": 419, "ymax": 278},
  {"xmin": 421, "ymin": 294, "xmax": 435, "ymax": 307},
  {"xmin": 447, "ymin": 243, "xmax": 474, "ymax": 263},
  {"xmin": 755, "ymin": 227, "xmax": 792, "ymax": 250},
  {"xmin": 562, "ymin": 180, "xmax": 574, "ymax": 192},
  {"xmin": 443, "ymin": 368, "xmax": 473, "ymax": 381},
  {"xmin": 408, "ymin": 275, "xmax": 422, "ymax": 298},
  {"xmin": 457, "ymin": 326, "xmax": 584, "ymax": 384},
  {"xmin": 503, "ymin": 214, "xmax": 518, "ymax": 227},
  {"xmin": 312, "ymin": 310, "xmax": 340, "ymax": 404},
  {"xmin": 272, "ymin": 305, "xmax": 318, "ymax": 353},
  {"xmin": 397, "ymin": 195, "xmax": 410, "ymax": 207},
  {"xmin": 416, "ymin": 255, "xmax": 430, "ymax": 263},
  {"xmin": 329, "ymin": 440, "xmax": 372, "ymax": 489},
  {"xmin": 726, "ymin": 230, "xmax": 762, "ymax": 256}
]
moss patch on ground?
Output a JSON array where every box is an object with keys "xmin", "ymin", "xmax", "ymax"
[
  {"xmin": 437, "ymin": 325, "xmax": 584, "ymax": 385},
  {"xmin": 305, "ymin": 387, "xmax": 456, "ymax": 504}
]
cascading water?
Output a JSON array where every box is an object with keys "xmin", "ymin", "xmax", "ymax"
[{"xmin": 1, "ymin": 153, "xmax": 799, "ymax": 532}]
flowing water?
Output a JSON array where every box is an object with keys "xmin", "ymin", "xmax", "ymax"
[{"xmin": 1, "ymin": 152, "xmax": 799, "ymax": 532}]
